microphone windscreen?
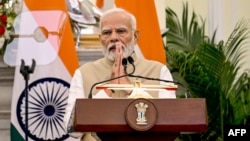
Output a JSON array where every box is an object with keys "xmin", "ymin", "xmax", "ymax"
[
  {"xmin": 127, "ymin": 56, "xmax": 134, "ymax": 64},
  {"xmin": 122, "ymin": 58, "xmax": 128, "ymax": 66}
]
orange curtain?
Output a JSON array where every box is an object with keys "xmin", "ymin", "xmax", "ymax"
[{"xmin": 115, "ymin": 0, "xmax": 166, "ymax": 64}]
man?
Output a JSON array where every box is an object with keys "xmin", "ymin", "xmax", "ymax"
[{"xmin": 64, "ymin": 8, "xmax": 176, "ymax": 141}]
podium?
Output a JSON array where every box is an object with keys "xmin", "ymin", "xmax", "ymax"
[{"xmin": 74, "ymin": 98, "xmax": 208, "ymax": 141}]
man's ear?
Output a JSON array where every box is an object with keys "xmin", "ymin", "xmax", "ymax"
[{"xmin": 134, "ymin": 30, "xmax": 139, "ymax": 41}]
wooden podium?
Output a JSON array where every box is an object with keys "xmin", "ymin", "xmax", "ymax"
[{"xmin": 74, "ymin": 98, "xmax": 208, "ymax": 141}]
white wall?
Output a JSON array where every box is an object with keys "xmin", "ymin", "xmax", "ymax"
[{"xmin": 222, "ymin": 0, "xmax": 250, "ymax": 73}]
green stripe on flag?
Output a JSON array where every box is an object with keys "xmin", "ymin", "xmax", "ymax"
[{"xmin": 10, "ymin": 123, "xmax": 24, "ymax": 141}]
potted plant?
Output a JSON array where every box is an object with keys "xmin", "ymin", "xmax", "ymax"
[{"xmin": 165, "ymin": 2, "xmax": 250, "ymax": 140}]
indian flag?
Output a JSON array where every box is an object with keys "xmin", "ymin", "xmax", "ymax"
[{"xmin": 7, "ymin": 0, "xmax": 80, "ymax": 140}]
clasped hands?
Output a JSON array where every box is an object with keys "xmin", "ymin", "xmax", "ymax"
[{"xmin": 105, "ymin": 43, "xmax": 132, "ymax": 97}]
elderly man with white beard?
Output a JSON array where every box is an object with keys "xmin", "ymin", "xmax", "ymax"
[{"xmin": 64, "ymin": 7, "xmax": 176, "ymax": 141}]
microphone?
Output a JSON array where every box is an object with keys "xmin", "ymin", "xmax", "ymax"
[
  {"xmin": 125, "ymin": 57, "xmax": 190, "ymax": 98},
  {"xmin": 122, "ymin": 57, "xmax": 128, "ymax": 72},
  {"xmin": 88, "ymin": 58, "xmax": 132, "ymax": 99},
  {"xmin": 127, "ymin": 56, "xmax": 135, "ymax": 74}
]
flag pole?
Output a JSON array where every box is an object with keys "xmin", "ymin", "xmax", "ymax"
[{"xmin": 20, "ymin": 59, "xmax": 36, "ymax": 141}]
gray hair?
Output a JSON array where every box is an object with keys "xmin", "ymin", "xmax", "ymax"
[{"xmin": 99, "ymin": 8, "xmax": 137, "ymax": 29}]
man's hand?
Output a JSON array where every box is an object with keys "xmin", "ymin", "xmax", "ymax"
[{"xmin": 110, "ymin": 43, "xmax": 130, "ymax": 85}]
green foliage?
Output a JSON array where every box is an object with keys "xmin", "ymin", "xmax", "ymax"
[{"xmin": 165, "ymin": 2, "xmax": 250, "ymax": 141}]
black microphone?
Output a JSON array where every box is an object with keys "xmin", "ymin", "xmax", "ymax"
[
  {"xmin": 127, "ymin": 56, "xmax": 135, "ymax": 74},
  {"xmin": 125, "ymin": 57, "xmax": 190, "ymax": 98},
  {"xmin": 122, "ymin": 57, "xmax": 128, "ymax": 72},
  {"xmin": 88, "ymin": 58, "xmax": 132, "ymax": 99}
]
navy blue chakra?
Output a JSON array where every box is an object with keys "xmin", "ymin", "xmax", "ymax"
[{"xmin": 16, "ymin": 77, "xmax": 70, "ymax": 141}]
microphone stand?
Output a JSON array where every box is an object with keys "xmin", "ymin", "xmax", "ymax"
[
  {"xmin": 126, "ymin": 56, "xmax": 190, "ymax": 98},
  {"xmin": 20, "ymin": 59, "xmax": 36, "ymax": 141},
  {"xmin": 88, "ymin": 74, "xmax": 129, "ymax": 98},
  {"xmin": 127, "ymin": 73, "xmax": 190, "ymax": 98}
]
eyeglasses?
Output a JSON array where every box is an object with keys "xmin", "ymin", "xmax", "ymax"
[{"xmin": 100, "ymin": 28, "xmax": 134, "ymax": 38}]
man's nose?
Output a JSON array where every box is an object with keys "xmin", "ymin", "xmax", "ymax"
[{"xmin": 110, "ymin": 31, "xmax": 119, "ymax": 42}]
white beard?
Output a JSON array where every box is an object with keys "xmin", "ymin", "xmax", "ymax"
[{"xmin": 102, "ymin": 38, "xmax": 135, "ymax": 61}]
